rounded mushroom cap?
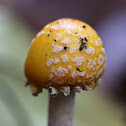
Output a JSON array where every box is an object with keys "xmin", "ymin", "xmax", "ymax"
[{"xmin": 25, "ymin": 18, "xmax": 105, "ymax": 96}]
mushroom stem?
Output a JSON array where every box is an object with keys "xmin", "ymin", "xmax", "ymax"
[{"xmin": 48, "ymin": 91, "xmax": 75, "ymax": 126}]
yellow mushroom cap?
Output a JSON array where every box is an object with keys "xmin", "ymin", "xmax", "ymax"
[{"xmin": 24, "ymin": 18, "xmax": 105, "ymax": 96}]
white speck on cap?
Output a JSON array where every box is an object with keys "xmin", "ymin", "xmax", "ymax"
[
  {"xmin": 52, "ymin": 45, "xmax": 63, "ymax": 53},
  {"xmin": 61, "ymin": 38, "xmax": 70, "ymax": 44},
  {"xmin": 54, "ymin": 34, "xmax": 62, "ymax": 41},
  {"xmin": 77, "ymin": 71, "xmax": 85, "ymax": 76},
  {"xmin": 61, "ymin": 54, "xmax": 69, "ymax": 63},
  {"xmin": 90, "ymin": 39, "xmax": 93, "ymax": 43},
  {"xmin": 98, "ymin": 37, "xmax": 103, "ymax": 43},
  {"xmin": 94, "ymin": 40, "xmax": 100, "ymax": 46},
  {"xmin": 51, "ymin": 19, "xmax": 84, "ymax": 31},
  {"xmin": 86, "ymin": 73, "xmax": 93, "ymax": 78},
  {"xmin": 51, "ymin": 25, "xmax": 59, "ymax": 30},
  {"xmin": 96, "ymin": 68, "xmax": 104, "ymax": 78},
  {"xmin": 70, "ymin": 71, "xmax": 77, "ymax": 79},
  {"xmin": 44, "ymin": 24, "xmax": 50, "ymax": 28},
  {"xmin": 71, "ymin": 56, "xmax": 85, "ymax": 66},
  {"xmin": 51, "ymin": 66, "xmax": 56, "ymax": 73},
  {"xmin": 37, "ymin": 31, "xmax": 45, "ymax": 38},
  {"xmin": 49, "ymin": 87, "xmax": 58, "ymax": 95},
  {"xmin": 69, "ymin": 47, "xmax": 76, "ymax": 54},
  {"xmin": 52, "ymin": 43, "xmax": 55, "ymax": 47},
  {"xmin": 67, "ymin": 29, "xmax": 72, "ymax": 34},
  {"xmin": 83, "ymin": 85, "xmax": 92, "ymax": 90},
  {"xmin": 96, "ymin": 65, "xmax": 100, "ymax": 71},
  {"xmin": 31, "ymin": 38, "xmax": 35, "ymax": 44},
  {"xmin": 60, "ymin": 86, "xmax": 70, "ymax": 96},
  {"xmin": 53, "ymin": 58, "xmax": 60, "ymax": 64},
  {"xmin": 101, "ymin": 47, "xmax": 105, "ymax": 54},
  {"xmin": 68, "ymin": 66, "xmax": 72, "ymax": 70},
  {"xmin": 46, "ymin": 58, "xmax": 53, "ymax": 67},
  {"xmin": 73, "ymin": 86, "xmax": 81, "ymax": 92},
  {"xmin": 96, "ymin": 55, "xmax": 105, "ymax": 71},
  {"xmin": 77, "ymin": 46, "xmax": 80, "ymax": 50},
  {"xmin": 98, "ymin": 55, "xmax": 105, "ymax": 67},
  {"xmin": 52, "ymin": 67, "xmax": 68, "ymax": 77},
  {"xmin": 87, "ymin": 59, "xmax": 96, "ymax": 70},
  {"xmin": 85, "ymin": 47, "xmax": 95, "ymax": 56},
  {"xmin": 46, "ymin": 58, "xmax": 60, "ymax": 67},
  {"xmin": 49, "ymin": 73, "xmax": 54, "ymax": 79},
  {"xmin": 80, "ymin": 34, "xmax": 84, "ymax": 39},
  {"xmin": 74, "ymin": 33, "xmax": 78, "ymax": 37}
]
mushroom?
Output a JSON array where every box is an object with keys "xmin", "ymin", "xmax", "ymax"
[{"xmin": 24, "ymin": 18, "xmax": 106, "ymax": 126}]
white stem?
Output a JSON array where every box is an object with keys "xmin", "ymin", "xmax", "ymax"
[{"xmin": 48, "ymin": 91, "xmax": 75, "ymax": 126}]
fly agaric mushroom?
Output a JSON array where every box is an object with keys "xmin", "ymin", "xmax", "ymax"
[{"xmin": 24, "ymin": 18, "xmax": 105, "ymax": 126}]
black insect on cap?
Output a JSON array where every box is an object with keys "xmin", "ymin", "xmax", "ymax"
[
  {"xmin": 85, "ymin": 37, "xmax": 88, "ymax": 41},
  {"xmin": 79, "ymin": 45, "xmax": 84, "ymax": 51},
  {"xmin": 49, "ymin": 88, "xmax": 52, "ymax": 93},
  {"xmin": 84, "ymin": 37, "xmax": 88, "ymax": 41},
  {"xmin": 76, "ymin": 68, "xmax": 82, "ymax": 72},
  {"xmin": 81, "ymin": 42, "xmax": 84, "ymax": 46},
  {"xmin": 80, "ymin": 38, "xmax": 84, "ymax": 42},
  {"xmin": 64, "ymin": 46, "xmax": 67, "ymax": 50}
]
